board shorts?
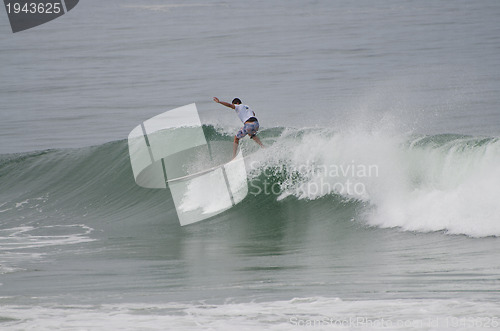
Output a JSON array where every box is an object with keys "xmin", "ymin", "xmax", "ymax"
[{"xmin": 236, "ymin": 120, "xmax": 259, "ymax": 139}]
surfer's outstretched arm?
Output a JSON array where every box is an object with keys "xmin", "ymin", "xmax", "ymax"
[{"xmin": 213, "ymin": 97, "xmax": 235, "ymax": 109}]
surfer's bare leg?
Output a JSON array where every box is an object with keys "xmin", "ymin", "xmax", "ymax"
[
  {"xmin": 233, "ymin": 136, "xmax": 239, "ymax": 159},
  {"xmin": 251, "ymin": 135, "xmax": 264, "ymax": 148}
]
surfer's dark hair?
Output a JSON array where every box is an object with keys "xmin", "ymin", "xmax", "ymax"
[{"xmin": 232, "ymin": 98, "xmax": 242, "ymax": 104}]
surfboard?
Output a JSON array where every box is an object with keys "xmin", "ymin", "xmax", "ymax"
[
  {"xmin": 166, "ymin": 149, "xmax": 257, "ymax": 184},
  {"xmin": 167, "ymin": 162, "xmax": 228, "ymax": 183}
]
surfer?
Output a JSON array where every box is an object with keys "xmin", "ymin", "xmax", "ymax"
[{"xmin": 213, "ymin": 97, "xmax": 265, "ymax": 158}]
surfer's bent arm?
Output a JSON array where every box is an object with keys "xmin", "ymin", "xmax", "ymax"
[{"xmin": 213, "ymin": 97, "xmax": 235, "ymax": 109}]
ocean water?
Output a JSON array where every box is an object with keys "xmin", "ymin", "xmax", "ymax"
[{"xmin": 1, "ymin": 0, "xmax": 500, "ymax": 330}]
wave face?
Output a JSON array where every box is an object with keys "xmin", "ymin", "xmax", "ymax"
[{"xmin": 1, "ymin": 125, "xmax": 499, "ymax": 238}]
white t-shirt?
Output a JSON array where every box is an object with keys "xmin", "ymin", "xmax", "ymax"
[{"xmin": 234, "ymin": 104, "xmax": 256, "ymax": 123}]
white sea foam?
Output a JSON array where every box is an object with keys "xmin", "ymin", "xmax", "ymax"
[
  {"xmin": 0, "ymin": 224, "xmax": 95, "ymax": 275},
  {"xmin": 1, "ymin": 297, "xmax": 500, "ymax": 330},
  {"xmin": 0, "ymin": 224, "xmax": 95, "ymax": 250},
  {"xmin": 248, "ymin": 126, "xmax": 500, "ymax": 237}
]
